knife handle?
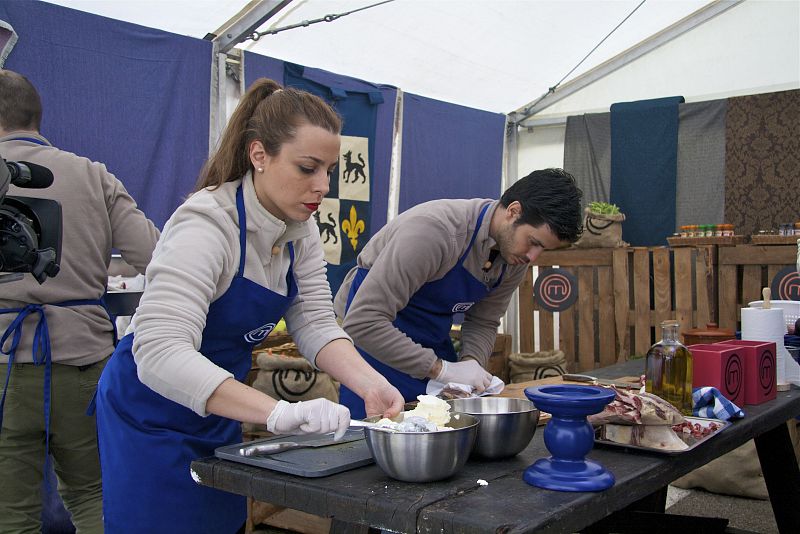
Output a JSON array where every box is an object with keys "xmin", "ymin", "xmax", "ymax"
[
  {"xmin": 239, "ymin": 441, "xmax": 301, "ymax": 457},
  {"xmin": 561, "ymin": 374, "xmax": 597, "ymax": 383}
]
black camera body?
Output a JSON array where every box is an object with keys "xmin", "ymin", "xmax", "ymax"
[{"xmin": 0, "ymin": 156, "xmax": 61, "ymax": 284}]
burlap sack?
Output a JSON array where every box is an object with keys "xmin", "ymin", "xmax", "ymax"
[
  {"xmin": 508, "ymin": 350, "xmax": 567, "ymax": 383},
  {"xmin": 574, "ymin": 208, "xmax": 627, "ymax": 248},
  {"xmin": 671, "ymin": 420, "xmax": 800, "ymax": 499},
  {"xmin": 252, "ymin": 351, "xmax": 339, "ymax": 402}
]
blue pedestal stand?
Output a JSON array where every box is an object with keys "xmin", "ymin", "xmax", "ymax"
[{"xmin": 524, "ymin": 385, "xmax": 616, "ymax": 492}]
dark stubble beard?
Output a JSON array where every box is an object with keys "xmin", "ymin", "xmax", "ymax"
[{"xmin": 494, "ymin": 221, "xmax": 518, "ymax": 264}]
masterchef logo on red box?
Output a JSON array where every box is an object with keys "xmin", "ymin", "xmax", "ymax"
[
  {"xmin": 723, "ymin": 353, "xmax": 743, "ymax": 400},
  {"xmin": 759, "ymin": 349, "xmax": 775, "ymax": 395}
]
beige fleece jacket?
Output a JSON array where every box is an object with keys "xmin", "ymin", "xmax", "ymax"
[
  {"xmin": 0, "ymin": 133, "xmax": 159, "ymax": 366},
  {"xmin": 334, "ymin": 198, "xmax": 527, "ymax": 379},
  {"xmin": 130, "ymin": 174, "xmax": 350, "ymax": 416}
]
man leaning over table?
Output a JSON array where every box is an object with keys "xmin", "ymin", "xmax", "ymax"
[{"xmin": 334, "ymin": 168, "xmax": 583, "ymax": 418}]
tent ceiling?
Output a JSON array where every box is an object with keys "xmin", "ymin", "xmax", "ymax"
[{"xmin": 48, "ymin": 0, "xmax": 714, "ymax": 113}]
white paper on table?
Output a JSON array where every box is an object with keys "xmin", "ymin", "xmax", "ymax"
[{"xmin": 426, "ymin": 376, "xmax": 505, "ymax": 397}]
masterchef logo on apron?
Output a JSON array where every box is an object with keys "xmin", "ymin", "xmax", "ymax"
[
  {"xmin": 452, "ymin": 302, "xmax": 474, "ymax": 313},
  {"xmin": 244, "ymin": 322, "xmax": 276, "ymax": 343}
]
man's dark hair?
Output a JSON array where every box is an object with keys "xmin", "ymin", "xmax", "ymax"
[
  {"xmin": 0, "ymin": 70, "xmax": 42, "ymax": 132},
  {"xmin": 500, "ymin": 168, "xmax": 583, "ymax": 243}
]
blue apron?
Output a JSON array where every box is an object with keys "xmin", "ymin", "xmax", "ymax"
[
  {"xmin": 339, "ymin": 204, "xmax": 506, "ymax": 418},
  {"xmin": 95, "ymin": 184, "xmax": 297, "ymax": 533},
  {"xmin": 1, "ymin": 298, "xmax": 113, "ymax": 471}
]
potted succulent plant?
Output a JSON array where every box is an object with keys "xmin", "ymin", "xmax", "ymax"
[{"xmin": 574, "ymin": 201, "xmax": 627, "ymax": 248}]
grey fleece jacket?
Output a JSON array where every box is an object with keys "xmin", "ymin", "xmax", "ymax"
[{"xmin": 334, "ymin": 198, "xmax": 526, "ymax": 380}]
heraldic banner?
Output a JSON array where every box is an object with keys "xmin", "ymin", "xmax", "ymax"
[{"xmin": 284, "ymin": 63, "xmax": 380, "ymax": 296}]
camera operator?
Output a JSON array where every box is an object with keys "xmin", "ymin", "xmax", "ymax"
[{"xmin": 0, "ymin": 69, "xmax": 159, "ymax": 533}]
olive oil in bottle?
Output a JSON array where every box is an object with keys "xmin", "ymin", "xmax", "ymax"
[{"xmin": 645, "ymin": 320, "xmax": 693, "ymax": 415}]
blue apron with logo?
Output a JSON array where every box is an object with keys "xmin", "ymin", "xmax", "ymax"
[
  {"xmin": 339, "ymin": 204, "xmax": 505, "ymax": 418},
  {"xmin": 96, "ymin": 184, "xmax": 297, "ymax": 533}
]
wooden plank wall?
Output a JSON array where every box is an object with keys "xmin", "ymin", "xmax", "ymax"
[
  {"xmin": 518, "ymin": 245, "xmax": 718, "ymax": 372},
  {"xmin": 518, "ymin": 248, "xmax": 615, "ymax": 372},
  {"xmin": 717, "ymin": 245, "xmax": 796, "ymax": 330}
]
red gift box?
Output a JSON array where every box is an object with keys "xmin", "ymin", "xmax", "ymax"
[
  {"xmin": 688, "ymin": 343, "xmax": 745, "ymax": 407},
  {"xmin": 714, "ymin": 339, "xmax": 776, "ymax": 405}
]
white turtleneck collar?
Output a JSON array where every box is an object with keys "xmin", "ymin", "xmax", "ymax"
[{"xmin": 240, "ymin": 172, "xmax": 311, "ymax": 255}]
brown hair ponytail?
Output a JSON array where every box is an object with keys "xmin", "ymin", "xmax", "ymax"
[{"xmin": 195, "ymin": 78, "xmax": 342, "ymax": 192}]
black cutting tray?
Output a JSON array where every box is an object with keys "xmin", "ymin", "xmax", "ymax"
[{"xmin": 215, "ymin": 429, "xmax": 373, "ymax": 477}]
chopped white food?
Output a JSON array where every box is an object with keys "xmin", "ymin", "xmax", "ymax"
[
  {"xmin": 407, "ymin": 395, "xmax": 452, "ymax": 426},
  {"xmin": 372, "ymin": 395, "xmax": 454, "ymax": 432}
]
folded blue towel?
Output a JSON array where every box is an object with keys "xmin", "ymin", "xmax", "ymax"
[{"xmin": 692, "ymin": 387, "xmax": 745, "ymax": 421}]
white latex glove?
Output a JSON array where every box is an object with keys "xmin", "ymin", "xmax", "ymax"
[
  {"xmin": 435, "ymin": 359, "xmax": 492, "ymax": 393},
  {"xmin": 266, "ymin": 399, "xmax": 351, "ymax": 440}
]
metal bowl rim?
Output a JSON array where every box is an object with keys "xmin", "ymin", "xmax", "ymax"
[
  {"xmin": 445, "ymin": 398, "xmax": 539, "ymax": 416},
  {"xmin": 362, "ymin": 412, "xmax": 479, "ymax": 433}
]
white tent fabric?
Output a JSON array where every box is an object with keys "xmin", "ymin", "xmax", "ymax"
[
  {"xmin": 25, "ymin": 0, "xmax": 800, "ymax": 350},
  {"xmin": 48, "ymin": 0, "xmax": 719, "ymax": 113}
]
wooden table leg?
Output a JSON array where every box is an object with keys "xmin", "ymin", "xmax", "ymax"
[{"xmin": 754, "ymin": 421, "xmax": 800, "ymax": 534}]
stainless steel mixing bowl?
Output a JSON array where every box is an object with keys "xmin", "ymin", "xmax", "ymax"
[
  {"xmin": 362, "ymin": 413, "xmax": 479, "ymax": 482},
  {"xmin": 446, "ymin": 397, "xmax": 539, "ymax": 459}
]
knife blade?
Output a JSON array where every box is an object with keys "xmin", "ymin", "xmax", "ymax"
[
  {"xmin": 561, "ymin": 374, "xmax": 642, "ymax": 389},
  {"xmin": 238, "ymin": 432, "xmax": 364, "ymax": 457}
]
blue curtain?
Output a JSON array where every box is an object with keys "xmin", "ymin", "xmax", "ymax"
[
  {"xmin": 0, "ymin": 1, "xmax": 211, "ymax": 228},
  {"xmin": 399, "ymin": 93, "xmax": 505, "ymax": 212},
  {"xmin": 610, "ymin": 96, "xmax": 684, "ymax": 246}
]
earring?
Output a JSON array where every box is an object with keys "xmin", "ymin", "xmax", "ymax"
[{"xmin": 257, "ymin": 167, "xmax": 263, "ymax": 173}]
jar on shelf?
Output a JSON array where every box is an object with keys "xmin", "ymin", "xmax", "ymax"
[
  {"xmin": 794, "ymin": 222, "xmax": 800, "ymax": 236},
  {"xmin": 679, "ymin": 226, "xmax": 690, "ymax": 238},
  {"xmin": 714, "ymin": 224, "xmax": 724, "ymax": 237},
  {"xmin": 645, "ymin": 320, "xmax": 694, "ymax": 416},
  {"xmin": 705, "ymin": 225, "xmax": 715, "ymax": 238}
]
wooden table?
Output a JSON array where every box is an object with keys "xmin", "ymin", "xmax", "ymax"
[{"xmin": 191, "ymin": 359, "xmax": 800, "ymax": 533}]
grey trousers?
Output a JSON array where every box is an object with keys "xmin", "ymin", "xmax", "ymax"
[{"xmin": 0, "ymin": 358, "xmax": 108, "ymax": 534}]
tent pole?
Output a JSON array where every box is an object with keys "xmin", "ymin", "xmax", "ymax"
[
  {"xmin": 208, "ymin": 45, "xmax": 228, "ymax": 155},
  {"xmin": 504, "ymin": 113, "xmax": 521, "ymax": 353},
  {"xmin": 212, "ymin": 0, "xmax": 292, "ymax": 54},
  {"xmin": 386, "ymin": 90, "xmax": 404, "ymax": 223}
]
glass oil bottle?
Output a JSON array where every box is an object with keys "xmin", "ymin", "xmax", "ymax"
[{"xmin": 645, "ymin": 320, "xmax": 693, "ymax": 415}]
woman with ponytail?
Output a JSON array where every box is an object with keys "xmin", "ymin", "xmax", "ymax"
[{"xmin": 95, "ymin": 78, "xmax": 404, "ymax": 533}]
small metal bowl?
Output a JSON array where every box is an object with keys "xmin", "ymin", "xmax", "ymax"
[
  {"xmin": 446, "ymin": 397, "xmax": 539, "ymax": 459},
  {"xmin": 362, "ymin": 413, "xmax": 479, "ymax": 482}
]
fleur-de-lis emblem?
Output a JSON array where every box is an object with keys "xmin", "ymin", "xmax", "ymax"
[{"xmin": 341, "ymin": 205, "xmax": 365, "ymax": 250}]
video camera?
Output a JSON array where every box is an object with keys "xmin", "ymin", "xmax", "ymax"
[{"xmin": 0, "ymin": 155, "xmax": 61, "ymax": 284}]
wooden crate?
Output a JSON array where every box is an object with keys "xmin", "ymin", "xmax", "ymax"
[
  {"xmin": 519, "ymin": 246, "xmax": 716, "ymax": 372},
  {"xmin": 750, "ymin": 234, "xmax": 800, "ymax": 246},
  {"xmin": 667, "ymin": 235, "xmax": 746, "ymax": 247},
  {"xmin": 717, "ymin": 244, "xmax": 796, "ymax": 330},
  {"xmin": 518, "ymin": 248, "xmax": 618, "ymax": 372}
]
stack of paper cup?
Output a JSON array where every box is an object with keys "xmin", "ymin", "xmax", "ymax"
[{"xmin": 741, "ymin": 306, "xmax": 797, "ymax": 388}]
